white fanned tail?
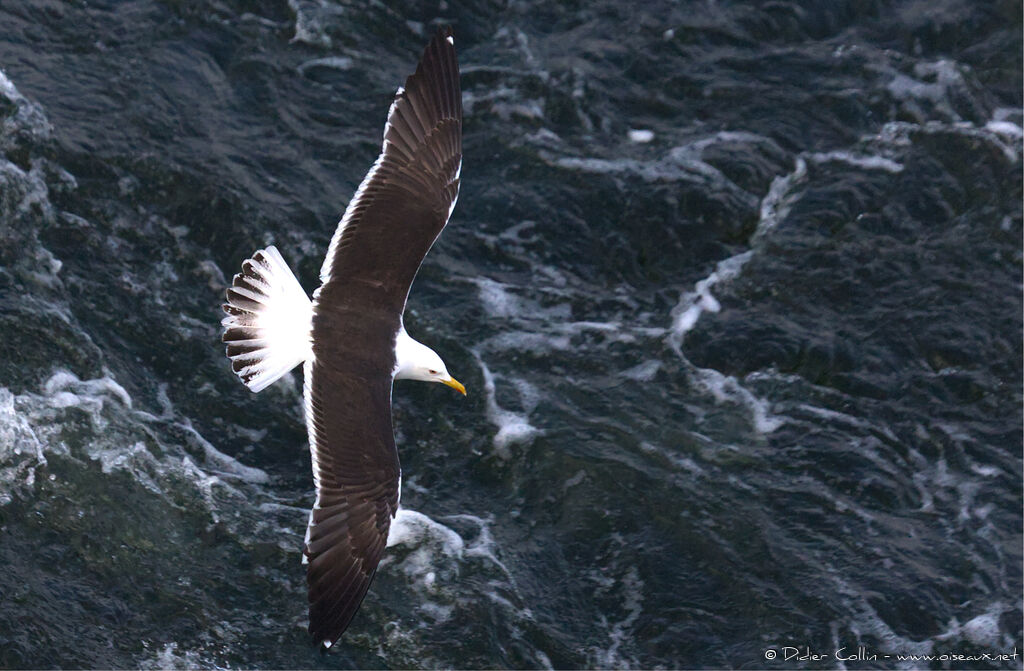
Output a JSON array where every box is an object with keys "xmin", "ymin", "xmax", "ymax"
[{"xmin": 222, "ymin": 246, "xmax": 313, "ymax": 392}]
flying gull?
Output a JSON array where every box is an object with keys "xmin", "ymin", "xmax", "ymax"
[{"xmin": 220, "ymin": 28, "xmax": 465, "ymax": 648}]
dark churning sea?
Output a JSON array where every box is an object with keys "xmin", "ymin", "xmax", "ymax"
[{"xmin": 0, "ymin": 1, "xmax": 1021, "ymax": 669}]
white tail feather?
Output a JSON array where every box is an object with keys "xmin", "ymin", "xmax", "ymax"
[{"xmin": 222, "ymin": 246, "xmax": 313, "ymax": 392}]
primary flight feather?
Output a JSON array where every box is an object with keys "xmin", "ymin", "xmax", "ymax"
[{"xmin": 221, "ymin": 28, "xmax": 464, "ymax": 648}]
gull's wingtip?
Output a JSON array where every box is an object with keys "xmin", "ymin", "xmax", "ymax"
[{"xmin": 434, "ymin": 25, "xmax": 454, "ymax": 46}]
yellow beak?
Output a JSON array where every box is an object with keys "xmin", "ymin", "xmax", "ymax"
[{"xmin": 442, "ymin": 376, "xmax": 467, "ymax": 395}]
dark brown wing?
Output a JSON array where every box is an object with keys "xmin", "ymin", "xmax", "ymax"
[
  {"xmin": 303, "ymin": 357, "xmax": 398, "ymax": 647},
  {"xmin": 303, "ymin": 28, "xmax": 462, "ymax": 648},
  {"xmin": 317, "ymin": 27, "xmax": 462, "ymax": 315}
]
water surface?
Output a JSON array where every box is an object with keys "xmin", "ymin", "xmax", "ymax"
[{"xmin": 0, "ymin": 1, "xmax": 1021, "ymax": 668}]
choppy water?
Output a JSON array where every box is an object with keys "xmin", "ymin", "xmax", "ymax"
[{"xmin": 0, "ymin": 1, "xmax": 1021, "ymax": 669}]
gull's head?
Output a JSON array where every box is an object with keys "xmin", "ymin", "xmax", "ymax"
[{"xmin": 394, "ymin": 329, "xmax": 466, "ymax": 394}]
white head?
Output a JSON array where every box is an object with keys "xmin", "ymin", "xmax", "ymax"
[{"xmin": 393, "ymin": 328, "xmax": 466, "ymax": 394}]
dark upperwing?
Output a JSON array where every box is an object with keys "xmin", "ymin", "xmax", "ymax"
[{"xmin": 316, "ymin": 26, "xmax": 462, "ymax": 315}]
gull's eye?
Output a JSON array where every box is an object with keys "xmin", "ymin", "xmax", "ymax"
[{"xmin": 427, "ymin": 369, "xmax": 439, "ymax": 375}]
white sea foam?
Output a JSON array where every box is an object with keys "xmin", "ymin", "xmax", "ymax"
[
  {"xmin": 669, "ymin": 250, "xmax": 752, "ymax": 344},
  {"xmin": 462, "ymin": 83, "xmax": 545, "ymax": 121},
  {"xmin": 585, "ymin": 533, "xmax": 646, "ymax": 668},
  {"xmin": 638, "ymin": 441, "xmax": 705, "ymax": 476},
  {"xmin": 936, "ymin": 607, "xmax": 1007, "ymax": 648},
  {"xmin": 0, "ymin": 159, "xmax": 55, "ymax": 225},
  {"xmin": 523, "ymin": 127, "xmax": 565, "ymax": 149},
  {"xmin": 657, "ymin": 153, "xmax": 801, "ymax": 436},
  {"xmin": 553, "ymin": 132, "xmax": 790, "ymax": 217},
  {"xmin": 384, "ymin": 509, "xmax": 517, "ymax": 626},
  {"xmin": 826, "ymin": 575, "xmax": 935, "ymax": 660},
  {"xmin": 887, "ymin": 66, "xmax": 956, "ymax": 104},
  {"xmin": 563, "ymin": 469, "xmax": 587, "ymax": 489},
  {"xmin": 878, "ymin": 118, "xmax": 1022, "ymax": 163},
  {"xmin": 178, "ymin": 419, "xmax": 269, "ymax": 484},
  {"xmin": 693, "ymin": 367, "xmax": 782, "ymax": 434},
  {"xmin": 595, "ymin": 565, "xmax": 644, "ymax": 668},
  {"xmin": 752, "ymin": 156, "xmax": 807, "ymax": 241},
  {"xmin": 196, "ymin": 259, "xmax": 226, "ymax": 291},
  {"xmin": 297, "ymin": 56, "xmax": 353, "ymax": 76},
  {"xmin": 0, "ymin": 368, "xmax": 270, "ymax": 528},
  {"xmin": 992, "ymin": 107, "xmax": 1023, "ymax": 123},
  {"xmin": 388, "ymin": 508, "xmax": 465, "ymax": 554},
  {"xmin": 907, "ymin": 434, "xmax": 1000, "ymax": 525},
  {"xmin": 0, "ymin": 69, "xmax": 25, "ymax": 105},
  {"xmin": 475, "ymin": 277, "xmax": 524, "ymax": 318},
  {"xmin": 984, "ymin": 113, "xmax": 1023, "ymax": 162},
  {"xmin": 983, "ymin": 120, "xmax": 1022, "ymax": 140},
  {"xmin": 0, "ymin": 73, "xmax": 62, "ymax": 298},
  {"xmin": 139, "ymin": 642, "xmax": 209, "ymax": 670},
  {"xmin": 445, "ymin": 512, "xmax": 513, "ymax": 577},
  {"xmin": 0, "ymin": 388, "xmax": 48, "ymax": 505},
  {"xmin": 485, "ymin": 330, "xmax": 571, "ymax": 354},
  {"xmin": 653, "ymin": 153, "xmax": 806, "ymax": 351},
  {"xmin": 1, "ymin": 373, "xmax": 140, "ymax": 503},
  {"xmin": 472, "ymin": 269, "xmax": 669, "ymax": 361},
  {"xmin": 44, "ymin": 369, "xmax": 133, "ymax": 409},
  {"xmin": 474, "ymin": 276, "xmax": 570, "ymax": 322},
  {"xmin": 627, "ymin": 128, "xmax": 654, "ymax": 143},
  {"xmin": 621, "ymin": 359, "xmax": 661, "ymax": 381},
  {"xmin": 807, "ymin": 151, "xmax": 903, "ymax": 173},
  {"xmin": 473, "ymin": 354, "xmax": 540, "ymax": 457},
  {"xmin": 0, "ymin": 68, "xmax": 53, "ymax": 142},
  {"xmin": 555, "ymin": 148, "xmax": 744, "ymax": 202},
  {"xmin": 885, "ymin": 59, "xmax": 967, "ymax": 122},
  {"xmin": 286, "ymin": 0, "xmax": 339, "ymax": 47}
]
